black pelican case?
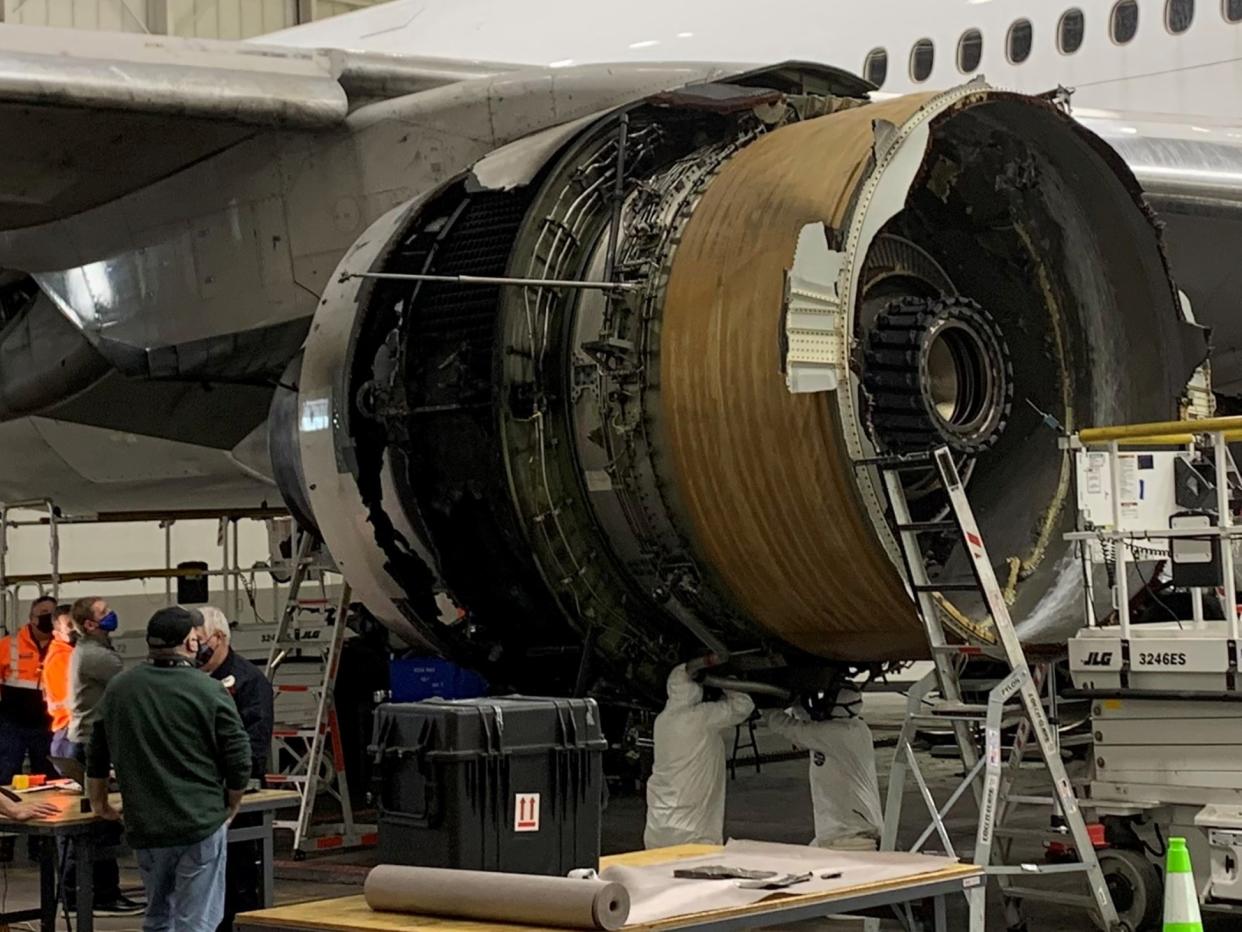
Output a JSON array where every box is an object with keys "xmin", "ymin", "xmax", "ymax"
[{"xmin": 370, "ymin": 696, "xmax": 606, "ymax": 875}]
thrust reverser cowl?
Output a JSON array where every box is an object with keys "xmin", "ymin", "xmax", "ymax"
[{"xmin": 298, "ymin": 75, "xmax": 1206, "ymax": 698}]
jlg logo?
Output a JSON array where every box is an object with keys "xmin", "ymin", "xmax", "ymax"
[{"xmin": 1082, "ymin": 651, "xmax": 1114, "ymax": 666}]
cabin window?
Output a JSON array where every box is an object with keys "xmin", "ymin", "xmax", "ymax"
[
  {"xmin": 1008, "ymin": 19, "xmax": 1034, "ymax": 63},
  {"xmin": 1059, "ymin": 8, "xmax": 1086, "ymax": 53},
  {"xmin": 1227, "ymin": 0, "xmax": 1242, "ymax": 24},
  {"xmin": 1112, "ymin": 0, "xmax": 1140, "ymax": 42},
  {"xmin": 864, "ymin": 48, "xmax": 888, "ymax": 87},
  {"xmin": 1167, "ymin": 0, "xmax": 1195, "ymax": 33},
  {"xmin": 958, "ymin": 29, "xmax": 983, "ymax": 73},
  {"xmin": 910, "ymin": 39, "xmax": 935, "ymax": 82}
]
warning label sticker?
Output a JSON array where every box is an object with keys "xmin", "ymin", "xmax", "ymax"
[{"xmin": 515, "ymin": 793, "xmax": 540, "ymax": 832}]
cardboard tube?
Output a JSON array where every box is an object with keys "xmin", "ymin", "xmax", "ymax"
[{"xmin": 364, "ymin": 865, "xmax": 631, "ymax": 930}]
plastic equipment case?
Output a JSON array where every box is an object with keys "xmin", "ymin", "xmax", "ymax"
[{"xmin": 370, "ymin": 697, "xmax": 607, "ymax": 875}]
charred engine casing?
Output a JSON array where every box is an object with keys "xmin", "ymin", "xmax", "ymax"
[{"xmin": 294, "ymin": 74, "xmax": 1205, "ymax": 702}]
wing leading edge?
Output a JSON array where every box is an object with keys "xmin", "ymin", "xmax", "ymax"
[{"xmin": 0, "ymin": 25, "xmax": 509, "ymax": 227}]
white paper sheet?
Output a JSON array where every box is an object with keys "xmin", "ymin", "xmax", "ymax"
[{"xmin": 600, "ymin": 840, "xmax": 963, "ymax": 925}]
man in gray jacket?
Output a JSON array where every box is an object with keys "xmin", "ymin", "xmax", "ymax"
[{"xmin": 68, "ymin": 597, "xmax": 124, "ymax": 752}]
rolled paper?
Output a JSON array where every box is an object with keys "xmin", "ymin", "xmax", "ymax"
[{"xmin": 364, "ymin": 865, "xmax": 631, "ymax": 930}]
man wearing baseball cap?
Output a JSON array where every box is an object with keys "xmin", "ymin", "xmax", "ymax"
[{"xmin": 86, "ymin": 607, "xmax": 251, "ymax": 931}]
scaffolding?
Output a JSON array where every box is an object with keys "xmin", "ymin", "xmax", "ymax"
[{"xmin": 0, "ymin": 500, "xmax": 295, "ymax": 633}]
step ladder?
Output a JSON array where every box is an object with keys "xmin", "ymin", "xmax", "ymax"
[
  {"xmin": 264, "ymin": 531, "xmax": 376, "ymax": 857},
  {"xmin": 862, "ymin": 447, "xmax": 1119, "ymax": 931}
]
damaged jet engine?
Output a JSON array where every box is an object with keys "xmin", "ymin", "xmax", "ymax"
[{"xmin": 287, "ymin": 75, "xmax": 1204, "ymax": 699}]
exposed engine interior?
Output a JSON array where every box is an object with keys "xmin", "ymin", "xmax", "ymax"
[{"xmin": 285, "ymin": 73, "xmax": 1205, "ymax": 703}]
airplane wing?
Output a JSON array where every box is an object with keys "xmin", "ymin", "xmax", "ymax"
[
  {"xmin": 1076, "ymin": 108, "xmax": 1242, "ymax": 395},
  {"xmin": 0, "ymin": 25, "xmax": 507, "ymax": 228}
]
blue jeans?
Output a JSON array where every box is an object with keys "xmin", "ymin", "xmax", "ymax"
[
  {"xmin": 49, "ymin": 727, "xmax": 75, "ymax": 762},
  {"xmin": 136, "ymin": 823, "xmax": 228, "ymax": 932}
]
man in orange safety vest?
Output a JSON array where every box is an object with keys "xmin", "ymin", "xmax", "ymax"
[{"xmin": 0, "ymin": 595, "xmax": 57, "ymax": 787}]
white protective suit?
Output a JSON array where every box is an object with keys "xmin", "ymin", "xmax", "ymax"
[
  {"xmin": 643, "ymin": 664, "xmax": 755, "ymax": 849},
  {"xmin": 766, "ymin": 694, "xmax": 883, "ymax": 850}
]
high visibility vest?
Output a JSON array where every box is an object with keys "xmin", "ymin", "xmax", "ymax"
[
  {"xmin": 0, "ymin": 625, "xmax": 48, "ymax": 691},
  {"xmin": 41, "ymin": 639, "xmax": 73, "ymax": 732}
]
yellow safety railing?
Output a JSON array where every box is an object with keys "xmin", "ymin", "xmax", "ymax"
[{"xmin": 1079, "ymin": 416, "xmax": 1242, "ymax": 446}]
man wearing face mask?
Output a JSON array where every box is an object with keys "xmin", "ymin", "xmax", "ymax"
[
  {"xmin": 0, "ymin": 596, "xmax": 59, "ymax": 788},
  {"xmin": 196, "ymin": 606, "xmax": 274, "ymax": 932},
  {"xmin": 64, "ymin": 597, "xmax": 143, "ymax": 916},
  {"xmin": 68, "ymin": 597, "xmax": 124, "ymax": 754},
  {"xmin": 88, "ymin": 606, "xmax": 250, "ymax": 932},
  {"xmin": 195, "ymin": 607, "xmax": 272, "ymax": 784}
]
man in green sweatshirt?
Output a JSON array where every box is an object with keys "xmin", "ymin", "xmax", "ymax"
[{"xmin": 87, "ymin": 607, "xmax": 251, "ymax": 932}]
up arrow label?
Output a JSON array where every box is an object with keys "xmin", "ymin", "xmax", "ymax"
[{"xmin": 514, "ymin": 792, "xmax": 540, "ymax": 832}]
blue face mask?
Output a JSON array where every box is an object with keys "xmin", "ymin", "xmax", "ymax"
[{"xmin": 97, "ymin": 611, "xmax": 119, "ymax": 633}]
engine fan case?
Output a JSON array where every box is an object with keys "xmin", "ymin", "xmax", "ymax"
[
  {"xmin": 655, "ymin": 89, "xmax": 1197, "ymax": 659},
  {"xmin": 659, "ymin": 96, "xmax": 930, "ymax": 659}
]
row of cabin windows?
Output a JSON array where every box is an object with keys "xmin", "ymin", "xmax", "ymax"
[{"xmin": 865, "ymin": 0, "xmax": 1241, "ymax": 87}]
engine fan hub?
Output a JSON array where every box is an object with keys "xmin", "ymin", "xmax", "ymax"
[{"xmin": 865, "ymin": 296, "xmax": 1013, "ymax": 454}]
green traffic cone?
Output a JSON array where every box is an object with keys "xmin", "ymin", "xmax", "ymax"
[{"xmin": 1163, "ymin": 837, "xmax": 1203, "ymax": 932}]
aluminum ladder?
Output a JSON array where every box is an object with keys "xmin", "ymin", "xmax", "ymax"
[
  {"xmin": 264, "ymin": 531, "xmax": 375, "ymax": 857},
  {"xmin": 864, "ymin": 447, "xmax": 1119, "ymax": 931}
]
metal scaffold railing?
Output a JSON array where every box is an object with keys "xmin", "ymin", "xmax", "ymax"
[{"xmin": 0, "ymin": 502, "xmax": 294, "ymax": 634}]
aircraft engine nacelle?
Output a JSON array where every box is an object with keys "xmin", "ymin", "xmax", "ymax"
[{"xmin": 285, "ymin": 73, "xmax": 1205, "ymax": 698}]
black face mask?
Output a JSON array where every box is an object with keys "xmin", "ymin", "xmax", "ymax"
[
  {"xmin": 33, "ymin": 614, "xmax": 53, "ymax": 635},
  {"xmin": 194, "ymin": 639, "xmax": 215, "ymax": 669}
]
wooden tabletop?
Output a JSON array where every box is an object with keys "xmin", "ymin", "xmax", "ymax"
[
  {"xmin": 0, "ymin": 787, "xmax": 300, "ymax": 834},
  {"xmin": 236, "ymin": 845, "xmax": 983, "ymax": 932}
]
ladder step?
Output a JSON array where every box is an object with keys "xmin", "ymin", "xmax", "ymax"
[
  {"xmin": 273, "ymin": 728, "xmax": 321, "ymax": 739},
  {"xmin": 896, "ymin": 520, "xmax": 959, "ymax": 533},
  {"xmin": 925, "ymin": 701, "xmax": 994, "ymax": 718},
  {"xmin": 930, "ymin": 644, "xmax": 999, "ymax": 656},
  {"xmin": 1000, "ymin": 887, "xmax": 1099, "ymax": 910},
  {"xmin": 914, "ymin": 583, "xmax": 979, "ymax": 593},
  {"xmin": 852, "ymin": 453, "xmax": 935, "ymax": 470},
  {"xmin": 993, "ymin": 826, "xmax": 1073, "ymax": 843}
]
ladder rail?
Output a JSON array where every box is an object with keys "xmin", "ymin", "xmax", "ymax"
[
  {"xmin": 265, "ymin": 530, "xmax": 318, "ymax": 680},
  {"xmin": 931, "ymin": 448, "xmax": 1118, "ymax": 926},
  {"xmin": 263, "ymin": 531, "xmax": 373, "ymax": 855},
  {"xmin": 874, "ymin": 447, "xmax": 1121, "ymax": 931},
  {"xmin": 290, "ymin": 586, "xmax": 356, "ymax": 851},
  {"xmin": 881, "ymin": 468, "xmax": 981, "ymax": 776}
]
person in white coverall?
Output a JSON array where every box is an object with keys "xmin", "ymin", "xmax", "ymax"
[
  {"xmin": 644, "ymin": 664, "xmax": 755, "ymax": 849},
  {"xmin": 766, "ymin": 686, "xmax": 883, "ymax": 850}
]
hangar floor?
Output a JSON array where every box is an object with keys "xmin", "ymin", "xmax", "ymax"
[{"xmin": 1, "ymin": 708, "xmax": 1226, "ymax": 931}]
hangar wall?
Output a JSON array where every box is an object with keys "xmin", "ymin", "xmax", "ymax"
[
  {"xmin": 0, "ymin": 508, "xmax": 344, "ymax": 638},
  {"xmin": 0, "ymin": 0, "xmax": 383, "ymax": 38}
]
